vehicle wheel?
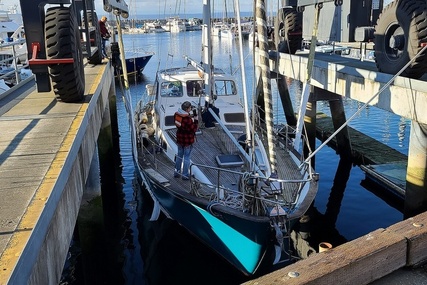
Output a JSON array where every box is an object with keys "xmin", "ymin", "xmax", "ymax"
[
  {"xmin": 45, "ymin": 6, "xmax": 85, "ymax": 102},
  {"xmin": 87, "ymin": 12, "xmax": 103, "ymax": 64},
  {"xmin": 274, "ymin": 7, "xmax": 302, "ymax": 54},
  {"xmin": 374, "ymin": 0, "xmax": 427, "ymax": 79}
]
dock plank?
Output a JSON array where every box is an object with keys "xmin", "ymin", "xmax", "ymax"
[
  {"xmin": 244, "ymin": 212, "xmax": 427, "ymax": 285},
  {"xmin": 387, "ymin": 212, "xmax": 427, "ymax": 266}
]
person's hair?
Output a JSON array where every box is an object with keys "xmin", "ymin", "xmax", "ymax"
[
  {"xmin": 101, "ymin": 16, "xmax": 107, "ymax": 21},
  {"xmin": 181, "ymin": 101, "xmax": 191, "ymax": 110}
]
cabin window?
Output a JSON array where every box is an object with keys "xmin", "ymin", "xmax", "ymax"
[
  {"xmin": 165, "ymin": 115, "xmax": 176, "ymax": 126},
  {"xmin": 224, "ymin": 113, "xmax": 245, "ymax": 123},
  {"xmin": 215, "ymin": 80, "xmax": 236, "ymax": 96},
  {"xmin": 160, "ymin": 81, "xmax": 183, "ymax": 97},
  {"xmin": 186, "ymin": 80, "xmax": 203, "ymax": 97}
]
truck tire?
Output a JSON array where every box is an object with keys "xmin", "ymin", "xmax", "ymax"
[
  {"xmin": 87, "ymin": 12, "xmax": 103, "ymax": 64},
  {"xmin": 274, "ymin": 7, "xmax": 302, "ymax": 54},
  {"xmin": 45, "ymin": 7, "xmax": 85, "ymax": 102},
  {"xmin": 374, "ymin": 0, "xmax": 427, "ymax": 79}
]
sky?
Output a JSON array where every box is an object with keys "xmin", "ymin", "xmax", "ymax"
[
  {"xmin": 94, "ymin": 0, "xmax": 254, "ymax": 17},
  {"xmin": 3, "ymin": 0, "xmax": 395, "ymax": 18},
  {"xmin": 2, "ymin": 0, "xmax": 253, "ymax": 17}
]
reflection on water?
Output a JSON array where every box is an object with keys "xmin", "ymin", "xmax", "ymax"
[
  {"xmin": 135, "ymin": 178, "xmax": 250, "ymax": 285},
  {"xmin": 398, "ymin": 117, "xmax": 408, "ymax": 148}
]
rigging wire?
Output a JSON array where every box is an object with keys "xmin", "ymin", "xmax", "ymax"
[{"xmin": 302, "ymin": 43, "xmax": 427, "ymax": 166}]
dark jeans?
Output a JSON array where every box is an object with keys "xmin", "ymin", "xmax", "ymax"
[{"xmin": 101, "ymin": 38, "xmax": 108, "ymax": 58}]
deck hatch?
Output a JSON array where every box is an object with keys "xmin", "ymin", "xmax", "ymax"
[{"xmin": 216, "ymin": 154, "xmax": 244, "ymax": 167}]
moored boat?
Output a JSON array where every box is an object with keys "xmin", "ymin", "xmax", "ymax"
[
  {"xmin": 126, "ymin": 0, "xmax": 319, "ymax": 276},
  {"xmin": 114, "ymin": 50, "xmax": 153, "ymax": 77}
]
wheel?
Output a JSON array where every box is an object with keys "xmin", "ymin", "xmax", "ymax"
[
  {"xmin": 45, "ymin": 6, "xmax": 85, "ymax": 102},
  {"xmin": 274, "ymin": 7, "xmax": 302, "ymax": 54},
  {"xmin": 374, "ymin": 0, "xmax": 427, "ymax": 79},
  {"xmin": 87, "ymin": 12, "xmax": 103, "ymax": 64}
]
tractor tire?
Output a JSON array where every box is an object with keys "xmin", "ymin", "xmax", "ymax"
[
  {"xmin": 45, "ymin": 7, "xmax": 85, "ymax": 102},
  {"xmin": 374, "ymin": 0, "xmax": 427, "ymax": 79},
  {"xmin": 88, "ymin": 11, "xmax": 103, "ymax": 64},
  {"xmin": 274, "ymin": 7, "xmax": 302, "ymax": 54}
]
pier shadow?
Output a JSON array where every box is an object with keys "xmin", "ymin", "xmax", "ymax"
[
  {"xmin": 294, "ymin": 156, "xmax": 353, "ymax": 251},
  {"xmin": 0, "ymin": 97, "xmax": 59, "ymax": 166},
  {"xmin": 360, "ymin": 178, "xmax": 404, "ymax": 213}
]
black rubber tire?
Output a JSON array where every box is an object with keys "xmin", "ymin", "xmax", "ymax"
[
  {"xmin": 274, "ymin": 7, "xmax": 302, "ymax": 54},
  {"xmin": 374, "ymin": 0, "xmax": 427, "ymax": 79},
  {"xmin": 45, "ymin": 7, "xmax": 85, "ymax": 102},
  {"xmin": 87, "ymin": 11, "xmax": 103, "ymax": 64}
]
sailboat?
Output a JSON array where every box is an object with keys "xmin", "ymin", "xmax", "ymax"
[{"xmin": 130, "ymin": 0, "xmax": 318, "ymax": 276}]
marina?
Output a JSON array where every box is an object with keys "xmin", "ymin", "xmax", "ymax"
[{"xmin": 0, "ymin": 0, "xmax": 427, "ymax": 284}]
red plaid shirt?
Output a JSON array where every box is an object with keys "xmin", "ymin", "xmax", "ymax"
[{"xmin": 175, "ymin": 112, "xmax": 198, "ymax": 146}]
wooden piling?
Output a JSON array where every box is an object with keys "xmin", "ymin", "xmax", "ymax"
[
  {"xmin": 275, "ymin": 73, "xmax": 297, "ymax": 126},
  {"xmin": 405, "ymin": 122, "xmax": 427, "ymax": 218}
]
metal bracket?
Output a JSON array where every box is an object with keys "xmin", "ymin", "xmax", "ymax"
[{"xmin": 29, "ymin": 42, "xmax": 74, "ymax": 65}]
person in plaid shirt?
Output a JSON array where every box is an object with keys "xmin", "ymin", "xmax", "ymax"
[{"xmin": 174, "ymin": 101, "xmax": 199, "ymax": 180}]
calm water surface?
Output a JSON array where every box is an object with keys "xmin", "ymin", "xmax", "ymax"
[{"xmin": 62, "ymin": 31, "xmax": 408, "ymax": 284}]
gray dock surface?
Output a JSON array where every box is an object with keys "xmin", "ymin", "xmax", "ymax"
[{"xmin": 0, "ymin": 60, "xmax": 112, "ymax": 284}]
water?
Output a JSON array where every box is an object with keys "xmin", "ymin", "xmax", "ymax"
[{"xmin": 62, "ymin": 31, "xmax": 408, "ymax": 284}]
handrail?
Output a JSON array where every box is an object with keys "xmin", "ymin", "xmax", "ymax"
[
  {"xmin": 0, "ymin": 38, "xmax": 31, "ymax": 88},
  {"xmin": 189, "ymin": 163, "xmax": 311, "ymax": 209}
]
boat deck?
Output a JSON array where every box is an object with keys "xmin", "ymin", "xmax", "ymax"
[{"xmin": 137, "ymin": 123, "xmax": 317, "ymax": 218}]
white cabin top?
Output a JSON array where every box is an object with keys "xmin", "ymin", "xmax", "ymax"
[{"xmin": 153, "ymin": 66, "xmax": 245, "ymax": 130}]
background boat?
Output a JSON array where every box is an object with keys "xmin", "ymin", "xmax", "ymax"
[{"xmin": 114, "ymin": 50, "xmax": 154, "ymax": 77}]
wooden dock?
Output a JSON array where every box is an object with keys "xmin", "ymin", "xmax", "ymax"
[
  {"xmin": 265, "ymin": 48, "xmax": 427, "ymax": 208},
  {"xmin": 243, "ymin": 211, "xmax": 427, "ymax": 285},
  {"xmin": 0, "ymin": 60, "xmax": 115, "ymax": 284}
]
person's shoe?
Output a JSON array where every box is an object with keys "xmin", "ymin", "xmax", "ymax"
[
  {"xmin": 182, "ymin": 176, "xmax": 189, "ymax": 181},
  {"xmin": 174, "ymin": 172, "xmax": 180, "ymax": 178}
]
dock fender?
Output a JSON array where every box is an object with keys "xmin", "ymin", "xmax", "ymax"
[{"xmin": 272, "ymin": 222, "xmax": 284, "ymax": 264}]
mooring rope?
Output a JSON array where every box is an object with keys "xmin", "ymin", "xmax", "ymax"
[{"xmin": 256, "ymin": 0, "xmax": 277, "ymax": 173}]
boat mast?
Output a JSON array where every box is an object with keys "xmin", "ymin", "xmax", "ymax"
[
  {"xmin": 234, "ymin": 0, "xmax": 252, "ymax": 159},
  {"xmin": 202, "ymin": 0, "xmax": 213, "ymax": 101},
  {"xmin": 115, "ymin": 14, "xmax": 129, "ymax": 89},
  {"xmin": 255, "ymin": 0, "xmax": 277, "ymax": 173}
]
